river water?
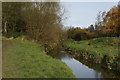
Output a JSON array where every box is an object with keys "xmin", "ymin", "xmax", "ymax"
[
  {"xmin": 61, "ymin": 53, "xmax": 102, "ymax": 78},
  {"xmin": 47, "ymin": 50, "xmax": 119, "ymax": 78}
]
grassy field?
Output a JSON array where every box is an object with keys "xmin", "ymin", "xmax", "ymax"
[
  {"xmin": 64, "ymin": 37, "xmax": 120, "ymax": 71},
  {"xmin": 2, "ymin": 38, "xmax": 75, "ymax": 78}
]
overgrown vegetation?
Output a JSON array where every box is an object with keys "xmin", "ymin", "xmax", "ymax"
[
  {"xmin": 2, "ymin": 2, "xmax": 67, "ymax": 52},
  {"xmin": 2, "ymin": 38, "xmax": 75, "ymax": 78},
  {"xmin": 64, "ymin": 37, "xmax": 120, "ymax": 72}
]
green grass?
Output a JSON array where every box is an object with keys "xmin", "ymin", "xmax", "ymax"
[
  {"xmin": 3, "ymin": 38, "xmax": 75, "ymax": 78},
  {"xmin": 65, "ymin": 37, "xmax": 119, "ymax": 57}
]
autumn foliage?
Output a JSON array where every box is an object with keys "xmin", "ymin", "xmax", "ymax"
[
  {"xmin": 95, "ymin": 4, "xmax": 120, "ymax": 37},
  {"xmin": 67, "ymin": 27, "xmax": 96, "ymax": 41}
]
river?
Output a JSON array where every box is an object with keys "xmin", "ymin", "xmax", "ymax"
[{"xmin": 47, "ymin": 50, "xmax": 120, "ymax": 78}]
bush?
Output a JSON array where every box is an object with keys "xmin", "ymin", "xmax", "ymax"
[
  {"xmin": 67, "ymin": 28, "xmax": 96, "ymax": 41},
  {"xmin": 3, "ymin": 32, "xmax": 24, "ymax": 38}
]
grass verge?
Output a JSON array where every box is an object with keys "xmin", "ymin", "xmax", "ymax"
[{"xmin": 2, "ymin": 38, "xmax": 75, "ymax": 78}]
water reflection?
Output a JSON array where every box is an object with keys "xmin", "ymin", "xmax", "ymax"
[
  {"xmin": 61, "ymin": 54, "xmax": 102, "ymax": 78},
  {"xmin": 47, "ymin": 50, "xmax": 120, "ymax": 78}
]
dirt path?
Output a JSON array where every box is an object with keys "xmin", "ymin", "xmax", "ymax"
[
  {"xmin": 2, "ymin": 40, "xmax": 13, "ymax": 52},
  {"xmin": 2, "ymin": 40, "xmax": 17, "ymax": 78}
]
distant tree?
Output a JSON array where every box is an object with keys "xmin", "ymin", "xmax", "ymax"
[
  {"xmin": 67, "ymin": 27, "xmax": 96, "ymax": 41},
  {"xmin": 67, "ymin": 27, "xmax": 75, "ymax": 39},
  {"xmin": 95, "ymin": 3, "xmax": 120, "ymax": 37},
  {"xmin": 103, "ymin": 5, "xmax": 120, "ymax": 36}
]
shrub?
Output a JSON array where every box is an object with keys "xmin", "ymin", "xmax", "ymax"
[{"xmin": 3, "ymin": 32, "xmax": 24, "ymax": 38}]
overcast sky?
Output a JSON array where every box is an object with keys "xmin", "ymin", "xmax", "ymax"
[{"xmin": 61, "ymin": 2, "xmax": 118, "ymax": 28}]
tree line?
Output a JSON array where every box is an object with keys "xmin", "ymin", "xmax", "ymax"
[
  {"xmin": 2, "ymin": 2, "xmax": 66, "ymax": 52},
  {"xmin": 2, "ymin": 2, "xmax": 120, "ymax": 46},
  {"xmin": 67, "ymin": 3, "xmax": 120, "ymax": 41}
]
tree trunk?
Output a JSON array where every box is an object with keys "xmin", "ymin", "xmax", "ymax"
[{"xmin": 4, "ymin": 21, "xmax": 7, "ymax": 33}]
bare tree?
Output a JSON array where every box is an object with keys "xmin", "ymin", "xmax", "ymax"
[{"xmin": 22, "ymin": 2, "xmax": 66, "ymax": 51}]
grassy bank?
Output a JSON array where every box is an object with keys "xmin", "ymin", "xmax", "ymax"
[
  {"xmin": 64, "ymin": 37, "xmax": 120, "ymax": 72},
  {"xmin": 3, "ymin": 38, "xmax": 75, "ymax": 78}
]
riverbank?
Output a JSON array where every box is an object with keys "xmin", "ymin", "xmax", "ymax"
[
  {"xmin": 64, "ymin": 37, "xmax": 120, "ymax": 72},
  {"xmin": 2, "ymin": 37, "xmax": 75, "ymax": 78}
]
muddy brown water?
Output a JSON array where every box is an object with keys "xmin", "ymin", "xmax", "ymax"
[{"xmin": 47, "ymin": 50, "xmax": 120, "ymax": 78}]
